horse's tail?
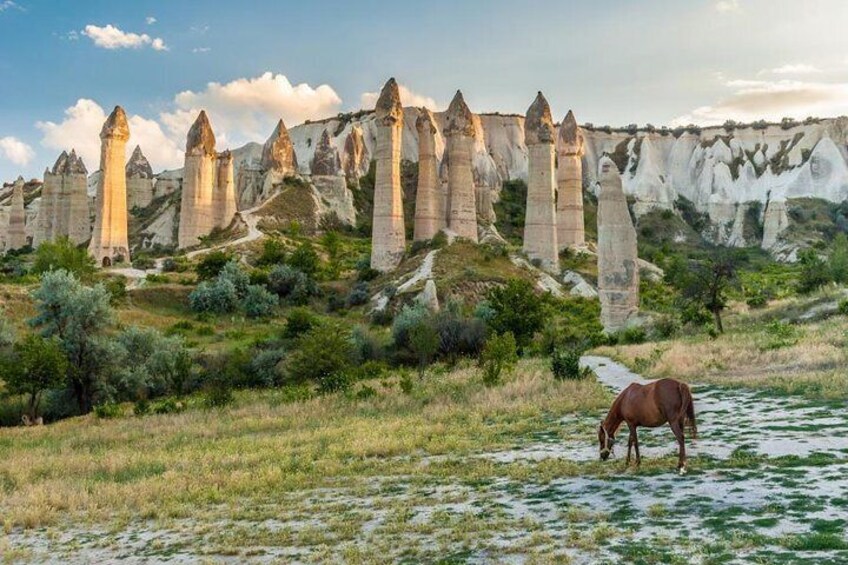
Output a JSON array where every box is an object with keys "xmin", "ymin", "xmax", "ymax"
[{"xmin": 679, "ymin": 382, "xmax": 698, "ymax": 439}]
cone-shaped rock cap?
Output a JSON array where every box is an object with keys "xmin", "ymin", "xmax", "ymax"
[
  {"xmin": 559, "ymin": 110, "xmax": 583, "ymax": 145},
  {"xmin": 186, "ymin": 110, "xmax": 216, "ymax": 156},
  {"xmin": 126, "ymin": 145, "xmax": 153, "ymax": 178},
  {"xmin": 375, "ymin": 78, "xmax": 403, "ymax": 123},
  {"xmin": 14, "ymin": 175, "xmax": 24, "ymax": 186},
  {"xmin": 524, "ymin": 91, "xmax": 555, "ymax": 145},
  {"xmin": 218, "ymin": 149, "xmax": 233, "ymax": 162},
  {"xmin": 445, "ymin": 90, "xmax": 475, "ymax": 137},
  {"xmin": 416, "ymin": 107, "xmax": 437, "ymax": 134},
  {"xmin": 101, "ymin": 106, "xmax": 130, "ymax": 140},
  {"xmin": 51, "ymin": 150, "xmax": 70, "ymax": 174},
  {"xmin": 598, "ymin": 155, "xmax": 623, "ymax": 195},
  {"xmin": 261, "ymin": 119, "xmax": 297, "ymax": 171}
]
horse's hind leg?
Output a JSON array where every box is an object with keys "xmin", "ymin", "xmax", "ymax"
[
  {"xmin": 670, "ymin": 421, "xmax": 686, "ymax": 474},
  {"xmin": 632, "ymin": 427, "xmax": 641, "ymax": 466},
  {"xmin": 626, "ymin": 424, "xmax": 635, "ymax": 466}
]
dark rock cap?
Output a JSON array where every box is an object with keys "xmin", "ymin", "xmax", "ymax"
[
  {"xmin": 524, "ymin": 91, "xmax": 555, "ymax": 145},
  {"xmin": 101, "ymin": 106, "xmax": 130, "ymax": 141},
  {"xmin": 444, "ymin": 90, "xmax": 475, "ymax": 137},
  {"xmin": 186, "ymin": 110, "xmax": 216, "ymax": 156},
  {"xmin": 126, "ymin": 145, "xmax": 153, "ymax": 178},
  {"xmin": 375, "ymin": 78, "xmax": 403, "ymax": 124},
  {"xmin": 261, "ymin": 119, "xmax": 298, "ymax": 172}
]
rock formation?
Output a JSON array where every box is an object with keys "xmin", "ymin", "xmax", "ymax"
[
  {"xmin": 178, "ymin": 111, "xmax": 217, "ymax": 249},
  {"xmin": 342, "ymin": 125, "xmax": 369, "ymax": 183},
  {"xmin": 556, "ymin": 110, "xmax": 585, "ymax": 249},
  {"xmin": 35, "ymin": 150, "xmax": 89, "ymax": 246},
  {"xmin": 238, "ymin": 120, "xmax": 298, "ymax": 209},
  {"xmin": 761, "ymin": 196, "xmax": 790, "ymax": 250},
  {"xmin": 444, "ymin": 90, "xmax": 478, "ymax": 242},
  {"xmin": 214, "ymin": 150, "xmax": 237, "ymax": 229},
  {"xmin": 523, "ymin": 92, "xmax": 559, "ymax": 271},
  {"xmin": 310, "ymin": 129, "xmax": 342, "ymax": 177},
  {"xmin": 5, "ymin": 177, "xmax": 26, "ymax": 251},
  {"xmin": 369, "ymin": 78, "xmax": 406, "ymax": 272},
  {"xmin": 414, "ymin": 108, "xmax": 442, "ymax": 241},
  {"xmin": 418, "ymin": 279, "xmax": 440, "ymax": 312},
  {"xmin": 89, "ymin": 106, "xmax": 131, "ymax": 266},
  {"xmin": 261, "ymin": 119, "xmax": 298, "ymax": 174},
  {"xmin": 126, "ymin": 145, "xmax": 154, "ymax": 210},
  {"xmin": 597, "ymin": 156, "xmax": 639, "ymax": 333}
]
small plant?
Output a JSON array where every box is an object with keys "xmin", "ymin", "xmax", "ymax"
[
  {"xmin": 94, "ymin": 403, "xmax": 123, "ymax": 419},
  {"xmin": 839, "ymin": 299, "xmax": 848, "ymax": 316},
  {"xmin": 551, "ymin": 348, "xmax": 586, "ymax": 380},
  {"xmin": 133, "ymin": 398, "xmax": 151, "ymax": 416},
  {"xmin": 399, "ymin": 372, "xmax": 414, "ymax": 394},
  {"xmin": 354, "ymin": 385, "xmax": 377, "ymax": 400},
  {"xmin": 480, "ymin": 332, "xmax": 518, "ymax": 387}
]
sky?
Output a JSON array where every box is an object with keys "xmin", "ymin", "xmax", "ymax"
[{"xmin": 2, "ymin": 0, "xmax": 848, "ymax": 182}]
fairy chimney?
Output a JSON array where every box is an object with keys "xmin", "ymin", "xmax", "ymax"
[
  {"xmin": 342, "ymin": 124, "xmax": 369, "ymax": 183},
  {"xmin": 310, "ymin": 129, "xmax": 342, "ymax": 177},
  {"xmin": 413, "ymin": 108, "xmax": 442, "ymax": 241},
  {"xmin": 178, "ymin": 111, "xmax": 217, "ymax": 249},
  {"xmin": 444, "ymin": 90, "xmax": 478, "ymax": 242},
  {"xmin": 214, "ymin": 150, "xmax": 237, "ymax": 229},
  {"xmin": 261, "ymin": 119, "xmax": 298, "ymax": 174},
  {"xmin": 523, "ymin": 92, "xmax": 559, "ymax": 271},
  {"xmin": 35, "ymin": 150, "xmax": 89, "ymax": 246},
  {"xmin": 369, "ymin": 78, "xmax": 406, "ymax": 272},
  {"xmin": 597, "ymin": 156, "xmax": 639, "ymax": 332},
  {"xmin": 5, "ymin": 176, "xmax": 26, "ymax": 251},
  {"xmin": 126, "ymin": 145, "xmax": 154, "ymax": 210},
  {"xmin": 89, "ymin": 106, "xmax": 131, "ymax": 266},
  {"xmin": 557, "ymin": 110, "xmax": 585, "ymax": 249}
]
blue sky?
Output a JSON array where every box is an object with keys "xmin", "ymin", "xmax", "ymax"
[{"xmin": 2, "ymin": 0, "xmax": 848, "ymax": 182}]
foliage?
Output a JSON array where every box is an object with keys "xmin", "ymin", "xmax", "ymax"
[
  {"xmin": 288, "ymin": 242, "xmax": 320, "ymax": 276},
  {"xmin": 665, "ymin": 250, "xmax": 737, "ymax": 333},
  {"xmin": 267, "ymin": 265, "xmax": 319, "ymax": 305},
  {"xmin": 257, "ymin": 237, "xmax": 287, "ymax": 266},
  {"xmin": 797, "ymin": 249, "xmax": 829, "ymax": 294},
  {"xmin": 195, "ymin": 250, "xmax": 233, "ymax": 281},
  {"xmin": 480, "ymin": 332, "xmax": 518, "ymax": 386},
  {"xmin": 31, "ymin": 237, "xmax": 96, "ymax": 279},
  {"xmin": 0, "ymin": 334, "xmax": 68, "ymax": 420},
  {"xmin": 494, "ymin": 179, "xmax": 527, "ymax": 243},
  {"xmin": 284, "ymin": 323, "xmax": 355, "ymax": 392},
  {"xmin": 551, "ymin": 348, "xmax": 587, "ymax": 380},
  {"xmin": 408, "ymin": 319, "xmax": 440, "ymax": 379},
  {"xmin": 242, "ymin": 284, "xmax": 278, "ymax": 318},
  {"xmin": 132, "ymin": 256, "xmax": 156, "ymax": 270},
  {"xmin": 284, "ymin": 307, "xmax": 318, "ymax": 339},
  {"xmin": 190, "ymin": 261, "xmax": 277, "ymax": 317},
  {"xmin": 111, "ymin": 327, "xmax": 193, "ymax": 400},
  {"xmin": 486, "ymin": 279, "xmax": 548, "ymax": 349},
  {"xmin": 540, "ymin": 297, "xmax": 605, "ymax": 353},
  {"xmin": 346, "ymin": 281, "xmax": 370, "ymax": 307},
  {"xmin": 321, "ymin": 231, "xmax": 342, "ymax": 279},
  {"xmin": 829, "ymin": 233, "xmax": 848, "ymax": 284}
]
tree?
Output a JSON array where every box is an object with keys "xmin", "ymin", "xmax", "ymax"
[
  {"xmin": 486, "ymin": 279, "xmax": 548, "ymax": 349},
  {"xmin": 408, "ymin": 320, "xmax": 440, "ymax": 379},
  {"xmin": 32, "ymin": 237, "xmax": 96, "ymax": 279},
  {"xmin": 195, "ymin": 250, "xmax": 233, "ymax": 281},
  {"xmin": 289, "ymin": 242, "xmax": 320, "ymax": 276},
  {"xmin": 480, "ymin": 332, "xmax": 518, "ymax": 386},
  {"xmin": 669, "ymin": 250, "xmax": 737, "ymax": 333},
  {"xmin": 111, "ymin": 327, "xmax": 192, "ymax": 400},
  {"xmin": 829, "ymin": 233, "xmax": 848, "ymax": 284},
  {"xmin": 29, "ymin": 270, "xmax": 114, "ymax": 413},
  {"xmin": 285, "ymin": 323, "xmax": 355, "ymax": 392},
  {"xmin": 798, "ymin": 248, "xmax": 829, "ymax": 294},
  {"xmin": 321, "ymin": 231, "xmax": 342, "ymax": 279},
  {"xmin": 0, "ymin": 334, "xmax": 68, "ymax": 421}
]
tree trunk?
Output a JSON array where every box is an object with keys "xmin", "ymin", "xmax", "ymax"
[{"xmin": 712, "ymin": 309, "xmax": 724, "ymax": 334}]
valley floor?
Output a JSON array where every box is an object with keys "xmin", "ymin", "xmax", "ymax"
[{"xmin": 3, "ymin": 350, "xmax": 848, "ymax": 563}]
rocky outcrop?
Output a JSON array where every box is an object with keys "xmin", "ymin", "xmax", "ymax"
[
  {"xmin": 523, "ymin": 92, "xmax": 558, "ymax": 271},
  {"xmin": 237, "ymin": 122, "xmax": 297, "ymax": 209},
  {"xmin": 761, "ymin": 196, "xmax": 789, "ymax": 250},
  {"xmin": 417, "ymin": 279, "xmax": 440, "ymax": 312},
  {"xmin": 414, "ymin": 108, "xmax": 442, "ymax": 241},
  {"xmin": 597, "ymin": 156, "xmax": 639, "ymax": 333},
  {"xmin": 444, "ymin": 91, "xmax": 478, "ymax": 242},
  {"xmin": 89, "ymin": 106, "xmax": 131, "ymax": 266},
  {"xmin": 556, "ymin": 110, "xmax": 585, "ymax": 249},
  {"xmin": 261, "ymin": 119, "xmax": 298, "ymax": 174},
  {"xmin": 310, "ymin": 129, "xmax": 342, "ymax": 177},
  {"xmin": 5, "ymin": 177, "xmax": 26, "ymax": 251},
  {"xmin": 342, "ymin": 125, "xmax": 369, "ymax": 183},
  {"xmin": 35, "ymin": 150, "xmax": 90, "ymax": 246},
  {"xmin": 214, "ymin": 150, "xmax": 237, "ymax": 229},
  {"xmin": 370, "ymin": 78, "xmax": 406, "ymax": 272},
  {"xmin": 126, "ymin": 145, "xmax": 154, "ymax": 210},
  {"xmin": 178, "ymin": 111, "xmax": 218, "ymax": 249}
]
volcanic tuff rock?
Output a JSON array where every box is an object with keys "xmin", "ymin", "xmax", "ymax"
[
  {"xmin": 342, "ymin": 125, "xmax": 369, "ymax": 183},
  {"xmin": 214, "ymin": 150, "xmax": 237, "ymax": 229},
  {"xmin": 522, "ymin": 92, "xmax": 558, "ymax": 270},
  {"xmin": 370, "ymin": 78, "xmax": 406, "ymax": 272},
  {"xmin": 557, "ymin": 110, "xmax": 585, "ymax": 249},
  {"xmin": 414, "ymin": 108, "xmax": 442, "ymax": 241},
  {"xmin": 178, "ymin": 111, "xmax": 218, "ymax": 249},
  {"xmin": 310, "ymin": 129, "xmax": 342, "ymax": 177},
  {"xmin": 444, "ymin": 91, "xmax": 478, "ymax": 242},
  {"xmin": 597, "ymin": 155, "xmax": 639, "ymax": 333},
  {"xmin": 35, "ymin": 150, "xmax": 90, "ymax": 246},
  {"xmin": 5, "ymin": 176, "xmax": 26, "ymax": 251},
  {"xmin": 126, "ymin": 145, "xmax": 154, "ymax": 210},
  {"xmin": 89, "ymin": 106, "xmax": 131, "ymax": 265},
  {"xmin": 761, "ymin": 197, "xmax": 790, "ymax": 250},
  {"xmin": 261, "ymin": 119, "xmax": 298, "ymax": 174}
]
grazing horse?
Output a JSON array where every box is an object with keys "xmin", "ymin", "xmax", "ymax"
[{"xmin": 597, "ymin": 379, "xmax": 697, "ymax": 474}]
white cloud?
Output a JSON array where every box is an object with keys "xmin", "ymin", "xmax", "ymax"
[
  {"xmin": 160, "ymin": 72, "xmax": 343, "ymax": 145},
  {"xmin": 0, "ymin": 1, "xmax": 22, "ymax": 13},
  {"xmin": 673, "ymin": 78, "xmax": 848, "ymax": 126},
  {"xmin": 0, "ymin": 137, "xmax": 35, "ymax": 167},
  {"xmin": 715, "ymin": 0, "xmax": 740, "ymax": 13},
  {"xmin": 145, "ymin": 16, "xmax": 156, "ymax": 25},
  {"xmin": 82, "ymin": 24, "xmax": 168, "ymax": 51},
  {"xmin": 192, "ymin": 47, "xmax": 211, "ymax": 54},
  {"xmin": 36, "ymin": 99, "xmax": 182, "ymax": 172},
  {"xmin": 765, "ymin": 64, "xmax": 822, "ymax": 76},
  {"xmin": 360, "ymin": 83, "xmax": 440, "ymax": 111}
]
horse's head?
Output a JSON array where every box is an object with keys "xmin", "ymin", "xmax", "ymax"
[{"xmin": 598, "ymin": 422, "xmax": 615, "ymax": 461}]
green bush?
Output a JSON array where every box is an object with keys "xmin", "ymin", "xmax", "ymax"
[
  {"xmin": 242, "ymin": 285, "xmax": 278, "ymax": 318},
  {"xmin": 257, "ymin": 238, "xmax": 287, "ymax": 266},
  {"xmin": 132, "ymin": 256, "xmax": 156, "ymax": 270},
  {"xmin": 94, "ymin": 403, "xmax": 123, "ymax": 419},
  {"xmin": 487, "ymin": 279, "xmax": 548, "ymax": 349},
  {"xmin": 839, "ymin": 299, "xmax": 848, "ymax": 316},
  {"xmin": 551, "ymin": 348, "xmax": 587, "ymax": 380},
  {"xmin": 32, "ymin": 238, "xmax": 96, "ymax": 279},
  {"xmin": 288, "ymin": 242, "xmax": 320, "ymax": 276},
  {"xmin": 285, "ymin": 323, "xmax": 355, "ymax": 390},
  {"xmin": 615, "ymin": 326, "xmax": 647, "ymax": 345},
  {"xmin": 267, "ymin": 265, "xmax": 318, "ymax": 305},
  {"xmin": 195, "ymin": 251, "xmax": 233, "ymax": 281},
  {"xmin": 480, "ymin": 332, "xmax": 518, "ymax": 386},
  {"xmin": 284, "ymin": 307, "xmax": 318, "ymax": 339}
]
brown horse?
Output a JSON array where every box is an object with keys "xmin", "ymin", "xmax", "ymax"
[{"xmin": 597, "ymin": 379, "xmax": 697, "ymax": 474}]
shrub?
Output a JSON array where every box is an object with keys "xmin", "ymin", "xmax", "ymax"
[
  {"xmin": 284, "ymin": 307, "xmax": 317, "ymax": 339},
  {"xmin": 195, "ymin": 251, "xmax": 233, "ymax": 281},
  {"xmin": 267, "ymin": 265, "xmax": 318, "ymax": 305},
  {"xmin": 189, "ymin": 278, "xmax": 239, "ymax": 313},
  {"xmin": 480, "ymin": 332, "xmax": 518, "ymax": 386},
  {"xmin": 409, "ymin": 319, "xmax": 440, "ymax": 378},
  {"xmin": 357, "ymin": 266, "xmax": 381, "ymax": 282},
  {"xmin": 249, "ymin": 348, "xmax": 286, "ymax": 387},
  {"xmin": 132, "ymin": 256, "xmax": 156, "ymax": 270},
  {"xmin": 285, "ymin": 323, "xmax": 355, "ymax": 390},
  {"xmin": 242, "ymin": 285, "xmax": 278, "ymax": 318},
  {"xmin": 650, "ymin": 314, "xmax": 680, "ymax": 340},
  {"xmin": 0, "ymin": 334, "xmax": 68, "ymax": 420},
  {"xmin": 257, "ymin": 238, "xmax": 287, "ymax": 266},
  {"xmin": 32, "ymin": 237, "xmax": 96, "ymax": 279},
  {"xmin": 615, "ymin": 326, "xmax": 647, "ymax": 345},
  {"xmin": 351, "ymin": 325, "xmax": 385, "ymax": 363},
  {"xmin": 346, "ymin": 281, "xmax": 370, "ymax": 306},
  {"xmin": 551, "ymin": 348, "xmax": 586, "ymax": 380},
  {"xmin": 104, "ymin": 277, "xmax": 128, "ymax": 305},
  {"xmin": 288, "ymin": 242, "xmax": 320, "ymax": 276},
  {"xmin": 94, "ymin": 403, "xmax": 123, "ymax": 419},
  {"xmin": 839, "ymin": 299, "xmax": 848, "ymax": 316},
  {"xmin": 392, "ymin": 303, "xmax": 429, "ymax": 349},
  {"xmin": 487, "ymin": 279, "xmax": 548, "ymax": 349}
]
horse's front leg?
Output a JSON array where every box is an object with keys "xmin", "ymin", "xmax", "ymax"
[
  {"xmin": 626, "ymin": 427, "xmax": 634, "ymax": 466},
  {"xmin": 632, "ymin": 426, "xmax": 641, "ymax": 466},
  {"xmin": 670, "ymin": 422, "xmax": 686, "ymax": 474}
]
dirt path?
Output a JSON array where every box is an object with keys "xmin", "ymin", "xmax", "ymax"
[{"xmin": 7, "ymin": 357, "xmax": 848, "ymax": 563}]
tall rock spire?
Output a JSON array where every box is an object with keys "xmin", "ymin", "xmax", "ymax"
[
  {"xmin": 261, "ymin": 119, "xmax": 297, "ymax": 174},
  {"xmin": 369, "ymin": 78, "xmax": 406, "ymax": 272},
  {"xmin": 523, "ymin": 92, "xmax": 558, "ymax": 270},
  {"xmin": 214, "ymin": 150, "xmax": 237, "ymax": 229},
  {"xmin": 342, "ymin": 124, "xmax": 369, "ymax": 183},
  {"xmin": 311, "ymin": 129, "xmax": 342, "ymax": 176},
  {"xmin": 444, "ymin": 90, "xmax": 478, "ymax": 242},
  {"xmin": 556, "ymin": 110, "xmax": 585, "ymax": 249},
  {"xmin": 597, "ymin": 156, "xmax": 639, "ymax": 333},
  {"xmin": 126, "ymin": 145, "xmax": 154, "ymax": 210},
  {"xmin": 6, "ymin": 176, "xmax": 26, "ymax": 251},
  {"xmin": 413, "ymin": 108, "xmax": 442, "ymax": 241},
  {"xmin": 89, "ymin": 106, "xmax": 131, "ymax": 266},
  {"xmin": 36, "ymin": 149, "xmax": 89, "ymax": 247},
  {"xmin": 178, "ymin": 110, "xmax": 218, "ymax": 248}
]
